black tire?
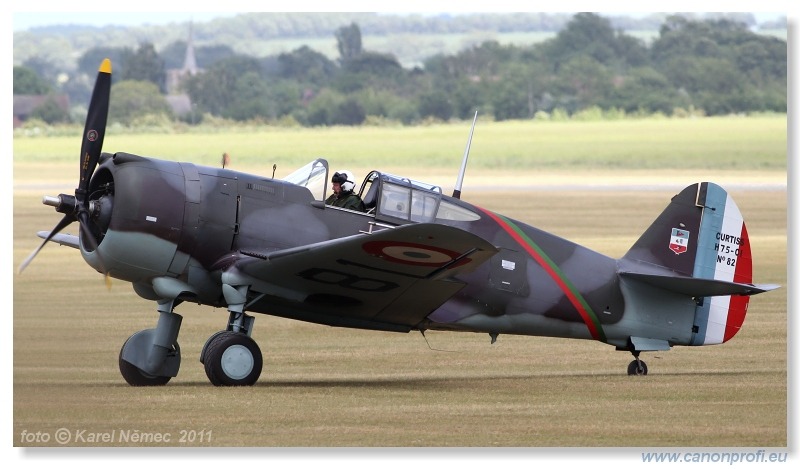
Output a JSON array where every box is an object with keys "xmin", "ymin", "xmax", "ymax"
[
  {"xmin": 627, "ymin": 359, "xmax": 648, "ymax": 376},
  {"xmin": 203, "ymin": 331, "xmax": 262, "ymax": 386},
  {"xmin": 118, "ymin": 335, "xmax": 178, "ymax": 386}
]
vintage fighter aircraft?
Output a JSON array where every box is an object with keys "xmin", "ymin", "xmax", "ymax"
[{"xmin": 20, "ymin": 59, "xmax": 779, "ymax": 386}]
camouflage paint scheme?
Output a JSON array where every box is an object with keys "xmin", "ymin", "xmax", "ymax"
[{"xmin": 70, "ymin": 153, "xmax": 775, "ymax": 385}]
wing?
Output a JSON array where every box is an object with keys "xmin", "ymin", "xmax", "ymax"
[{"xmin": 231, "ymin": 223, "xmax": 498, "ymax": 331}]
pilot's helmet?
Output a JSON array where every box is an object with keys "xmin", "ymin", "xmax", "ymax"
[{"xmin": 332, "ymin": 170, "xmax": 355, "ymax": 192}]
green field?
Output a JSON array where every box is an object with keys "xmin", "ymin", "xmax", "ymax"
[
  {"xmin": 12, "ymin": 115, "xmax": 787, "ymax": 203},
  {"xmin": 12, "ymin": 116, "xmax": 788, "ymax": 449}
]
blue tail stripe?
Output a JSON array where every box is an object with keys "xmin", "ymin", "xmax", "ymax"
[
  {"xmin": 694, "ymin": 183, "xmax": 728, "ymax": 279},
  {"xmin": 690, "ymin": 183, "xmax": 728, "ymax": 345}
]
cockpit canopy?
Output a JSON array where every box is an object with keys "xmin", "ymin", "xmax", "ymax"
[
  {"xmin": 284, "ymin": 159, "xmax": 480, "ymax": 223},
  {"xmin": 360, "ymin": 170, "xmax": 482, "ymax": 223},
  {"xmin": 282, "ymin": 158, "xmax": 329, "ymax": 201}
]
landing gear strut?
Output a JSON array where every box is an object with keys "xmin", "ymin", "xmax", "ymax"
[
  {"xmin": 199, "ymin": 288, "xmax": 263, "ymax": 386},
  {"xmin": 118, "ymin": 280, "xmax": 265, "ymax": 386}
]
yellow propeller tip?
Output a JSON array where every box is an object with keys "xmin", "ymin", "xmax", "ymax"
[{"xmin": 100, "ymin": 58, "xmax": 112, "ymax": 74}]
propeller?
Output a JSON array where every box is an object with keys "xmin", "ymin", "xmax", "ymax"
[{"xmin": 19, "ymin": 59, "xmax": 112, "ymax": 274}]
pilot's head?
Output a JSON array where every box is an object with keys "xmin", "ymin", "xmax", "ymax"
[{"xmin": 331, "ymin": 170, "xmax": 355, "ymax": 193}]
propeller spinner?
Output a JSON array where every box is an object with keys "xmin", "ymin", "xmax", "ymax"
[{"xmin": 19, "ymin": 59, "xmax": 112, "ymax": 273}]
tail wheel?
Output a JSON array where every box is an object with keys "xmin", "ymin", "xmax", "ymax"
[
  {"xmin": 627, "ymin": 359, "xmax": 648, "ymax": 376},
  {"xmin": 203, "ymin": 331, "xmax": 262, "ymax": 386}
]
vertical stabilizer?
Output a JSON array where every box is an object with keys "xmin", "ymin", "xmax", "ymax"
[{"xmin": 621, "ymin": 182, "xmax": 755, "ymax": 345}]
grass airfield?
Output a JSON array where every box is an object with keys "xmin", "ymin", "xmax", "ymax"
[{"xmin": 12, "ymin": 118, "xmax": 787, "ymax": 449}]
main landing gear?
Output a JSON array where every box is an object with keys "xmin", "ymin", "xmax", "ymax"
[
  {"xmin": 200, "ymin": 322, "xmax": 262, "ymax": 386},
  {"xmin": 118, "ymin": 298, "xmax": 184, "ymax": 386},
  {"xmin": 118, "ymin": 284, "xmax": 264, "ymax": 386}
]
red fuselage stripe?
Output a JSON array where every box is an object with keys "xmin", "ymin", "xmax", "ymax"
[{"xmin": 477, "ymin": 207, "xmax": 605, "ymax": 341}]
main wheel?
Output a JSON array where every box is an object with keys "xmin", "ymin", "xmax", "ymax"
[
  {"xmin": 203, "ymin": 331, "xmax": 262, "ymax": 386},
  {"xmin": 118, "ymin": 334, "xmax": 179, "ymax": 386},
  {"xmin": 627, "ymin": 359, "xmax": 648, "ymax": 376}
]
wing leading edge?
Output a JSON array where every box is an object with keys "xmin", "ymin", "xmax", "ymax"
[{"xmin": 232, "ymin": 223, "xmax": 499, "ymax": 330}]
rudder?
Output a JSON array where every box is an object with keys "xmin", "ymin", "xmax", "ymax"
[{"xmin": 690, "ymin": 183, "xmax": 753, "ymax": 344}]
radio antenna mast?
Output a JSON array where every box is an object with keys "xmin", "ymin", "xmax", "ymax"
[{"xmin": 452, "ymin": 110, "xmax": 478, "ymax": 199}]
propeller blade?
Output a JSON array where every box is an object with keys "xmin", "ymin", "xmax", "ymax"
[
  {"xmin": 78, "ymin": 58, "xmax": 112, "ymax": 195},
  {"xmin": 18, "ymin": 214, "xmax": 75, "ymax": 274},
  {"xmin": 20, "ymin": 59, "xmax": 112, "ymax": 275}
]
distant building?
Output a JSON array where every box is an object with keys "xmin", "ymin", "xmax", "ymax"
[
  {"xmin": 163, "ymin": 24, "xmax": 203, "ymax": 119},
  {"xmin": 165, "ymin": 94, "xmax": 192, "ymax": 116},
  {"xmin": 165, "ymin": 23, "xmax": 203, "ymax": 96}
]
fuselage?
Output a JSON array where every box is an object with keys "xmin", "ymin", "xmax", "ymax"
[{"xmin": 81, "ymin": 153, "xmax": 690, "ymax": 350}]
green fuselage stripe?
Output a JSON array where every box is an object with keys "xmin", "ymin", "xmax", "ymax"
[{"xmin": 480, "ymin": 208, "xmax": 606, "ymax": 342}]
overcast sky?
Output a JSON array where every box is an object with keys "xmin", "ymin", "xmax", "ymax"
[
  {"xmin": 12, "ymin": 11, "xmax": 239, "ymax": 31},
  {"xmin": 9, "ymin": 1, "xmax": 790, "ymax": 32}
]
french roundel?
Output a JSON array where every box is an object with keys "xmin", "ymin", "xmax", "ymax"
[{"xmin": 362, "ymin": 240, "xmax": 466, "ymax": 267}]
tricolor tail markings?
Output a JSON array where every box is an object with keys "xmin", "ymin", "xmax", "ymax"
[{"xmin": 692, "ymin": 184, "xmax": 753, "ymax": 345}]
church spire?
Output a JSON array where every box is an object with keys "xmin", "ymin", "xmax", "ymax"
[{"xmin": 182, "ymin": 22, "xmax": 198, "ymax": 75}]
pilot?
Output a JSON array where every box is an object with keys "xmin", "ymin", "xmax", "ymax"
[{"xmin": 325, "ymin": 170, "xmax": 366, "ymax": 212}]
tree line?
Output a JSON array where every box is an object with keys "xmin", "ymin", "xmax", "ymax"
[{"xmin": 14, "ymin": 13, "xmax": 787, "ymax": 127}]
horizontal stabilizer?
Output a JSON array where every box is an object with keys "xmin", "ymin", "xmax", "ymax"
[
  {"xmin": 37, "ymin": 231, "xmax": 80, "ymax": 249},
  {"xmin": 619, "ymin": 271, "xmax": 779, "ymax": 297}
]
